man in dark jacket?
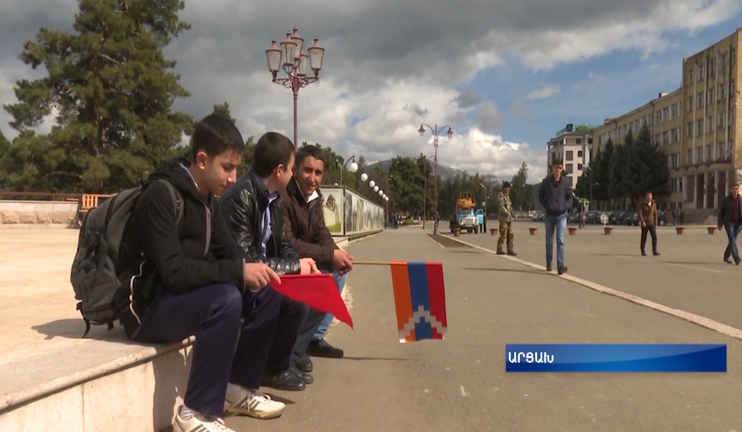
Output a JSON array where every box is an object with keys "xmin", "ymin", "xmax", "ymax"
[
  {"xmin": 717, "ymin": 183, "xmax": 742, "ymax": 265},
  {"xmin": 638, "ymin": 191, "xmax": 660, "ymax": 256},
  {"xmin": 219, "ymin": 131, "xmax": 318, "ymax": 397},
  {"xmin": 280, "ymin": 145, "xmax": 354, "ymax": 374},
  {"xmin": 538, "ymin": 159, "xmax": 573, "ymax": 275},
  {"xmin": 117, "ymin": 113, "xmax": 284, "ymax": 431}
]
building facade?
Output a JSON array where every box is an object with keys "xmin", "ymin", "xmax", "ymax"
[
  {"xmin": 592, "ymin": 28, "xmax": 741, "ymax": 211},
  {"xmin": 546, "ymin": 131, "xmax": 594, "ymax": 190}
]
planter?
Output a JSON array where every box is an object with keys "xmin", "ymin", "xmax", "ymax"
[
  {"xmin": 529, "ymin": 227, "xmax": 537, "ymax": 235},
  {"xmin": 676, "ymin": 226, "xmax": 685, "ymax": 235},
  {"xmin": 707, "ymin": 226, "xmax": 716, "ymax": 235},
  {"xmin": 454, "ymin": 228, "xmax": 461, "ymax": 237},
  {"xmin": 568, "ymin": 227, "xmax": 577, "ymax": 235},
  {"xmin": 490, "ymin": 228, "xmax": 498, "ymax": 236},
  {"xmin": 604, "ymin": 226, "xmax": 613, "ymax": 235}
]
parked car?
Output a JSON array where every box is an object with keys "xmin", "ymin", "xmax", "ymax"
[
  {"xmin": 531, "ymin": 211, "xmax": 544, "ymax": 222},
  {"xmin": 585, "ymin": 211, "xmax": 605, "ymax": 224},
  {"xmin": 610, "ymin": 210, "xmax": 630, "ymax": 225},
  {"xmin": 657, "ymin": 210, "xmax": 667, "ymax": 226}
]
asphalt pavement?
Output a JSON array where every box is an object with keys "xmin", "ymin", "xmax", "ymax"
[{"xmin": 226, "ymin": 222, "xmax": 742, "ymax": 432}]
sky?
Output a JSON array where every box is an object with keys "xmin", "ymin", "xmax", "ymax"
[{"xmin": 0, "ymin": 0, "xmax": 741, "ymax": 183}]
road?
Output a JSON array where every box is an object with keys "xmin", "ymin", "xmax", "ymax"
[{"xmin": 226, "ymin": 223, "xmax": 742, "ymax": 432}]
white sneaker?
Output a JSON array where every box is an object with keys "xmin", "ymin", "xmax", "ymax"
[
  {"xmin": 224, "ymin": 388, "xmax": 285, "ymax": 419},
  {"xmin": 174, "ymin": 406, "xmax": 235, "ymax": 432}
]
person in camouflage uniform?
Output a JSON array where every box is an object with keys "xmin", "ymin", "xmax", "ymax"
[{"xmin": 497, "ymin": 182, "xmax": 517, "ymax": 256}]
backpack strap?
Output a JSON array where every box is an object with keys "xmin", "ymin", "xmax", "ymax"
[{"xmin": 156, "ymin": 179, "xmax": 183, "ymax": 225}]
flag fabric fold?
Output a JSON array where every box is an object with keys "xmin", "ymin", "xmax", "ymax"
[{"xmin": 269, "ymin": 274, "xmax": 353, "ymax": 329}]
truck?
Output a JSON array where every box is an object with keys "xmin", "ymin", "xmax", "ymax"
[{"xmin": 450, "ymin": 193, "xmax": 480, "ymax": 233}]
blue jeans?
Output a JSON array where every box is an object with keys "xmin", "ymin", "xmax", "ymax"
[
  {"xmin": 724, "ymin": 222, "xmax": 741, "ymax": 261},
  {"xmin": 544, "ymin": 212, "xmax": 568, "ymax": 269},
  {"xmin": 313, "ymin": 269, "xmax": 347, "ymax": 340}
]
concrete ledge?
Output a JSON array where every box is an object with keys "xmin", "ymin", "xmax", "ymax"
[
  {"xmin": 0, "ymin": 201, "xmax": 77, "ymax": 226},
  {"xmin": 0, "ymin": 230, "xmax": 374, "ymax": 431}
]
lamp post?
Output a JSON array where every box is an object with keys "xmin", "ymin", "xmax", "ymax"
[
  {"xmin": 480, "ymin": 182, "xmax": 487, "ymax": 232},
  {"xmin": 337, "ymin": 155, "xmax": 358, "ymax": 187},
  {"xmin": 265, "ymin": 28, "xmax": 325, "ymax": 149},
  {"xmin": 415, "ymin": 154, "xmax": 434, "ymax": 229},
  {"xmin": 418, "ymin": 123, "xmax": 454, "ymax": 235}
]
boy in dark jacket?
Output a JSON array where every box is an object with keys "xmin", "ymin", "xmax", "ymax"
[
  {"xmin": 219, "ymin": 132, "xmax": 318, "ymax": 397},
  {"xmin": 538, "ymin": 159, "xmax": 573, "ymax": 275},
  {"xmin": 117, "ymin": 113, "xmax": 282, "ymax": 432},
  {"xmin": 717, "ymin": 183, "xmax": 742, "ymax": 264},
  {"xmin": 280, "ymin": 145, "xmax": 353, "ymax": 374}
]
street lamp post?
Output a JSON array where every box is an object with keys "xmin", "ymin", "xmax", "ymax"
[
  {"xmin": 338, "ymin": 155, "xmax": 358, "ymax": 187},
  {"xmin": 419, "ymin": 124, "xmax": 454, "ymax": 235},
  {"xmin": 265, "ymin": 28, "xmax": 325, "ymax": 149},
  {"xmin": 480, "ymin": 182, "xmax": 487, "ymax": 232}
]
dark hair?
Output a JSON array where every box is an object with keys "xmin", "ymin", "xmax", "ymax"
[
  {"xmin": 191, "ymin": 113, "xmax": 245, "ymax": 161},
  {"xmin": 645, "ymin": 190, "xmax": 653, "ymax": 195},
  {"xmin": 296, "ymin": 144, "xmax": 325, "ymax": 169},
  {"xmin": 551, "ymin": 158, "xmax": 563, "ymax": 166},
  {"xmin": 253, "ymin": 132, "xmax": 295, "ymax": 177}
]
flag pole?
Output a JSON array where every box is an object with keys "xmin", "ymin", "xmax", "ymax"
[{"xmin": 352, "ymin": 261, "xmax": 392, "ymax": 266}]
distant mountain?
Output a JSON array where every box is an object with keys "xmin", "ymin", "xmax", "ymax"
[{"xmin": 365, "ymin": 159, "xmax": 489, "ymax": 181}]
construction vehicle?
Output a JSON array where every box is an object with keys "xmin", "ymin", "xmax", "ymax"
[{"xmin": 451, "ymin": 193, "xmax": 480, "ymax": 233}]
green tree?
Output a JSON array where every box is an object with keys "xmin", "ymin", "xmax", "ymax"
[
  {"xmin": 608, "ymin": 132, "xmax": 632, "ymax": 202},
  {"xmin": 623, "ymin": 125, "xmax": 670, "ymax": 204},
  {"xmin": 509, "ymin": 162, "xmax": 534, "ymax": 211},
  {"xmin": 2, "ymin": 0, "xmax": 192, "ymax": 193},
  {"xmin": 592, "ymin": 138, "xmax": 613, "ymax": 202}
]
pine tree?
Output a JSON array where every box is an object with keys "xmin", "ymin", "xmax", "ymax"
[{"xmin": 2, "ymin": 0, "xmax": 193, "ymax": 193}]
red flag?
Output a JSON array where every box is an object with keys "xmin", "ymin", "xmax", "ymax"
[{"xmin": 269, "ymin": 274, "xmax": 353, "ymax": 329}]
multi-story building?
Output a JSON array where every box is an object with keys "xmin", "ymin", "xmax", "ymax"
[
  {"xmin": 593, "ymin": 88, "xmax": 683, "ymax": 209},
  {"xmin": 678, "ymin": 29, "xmax": 740, "ymax": 210},
  {"xmin": 546, "ymin": 130, "xmax": 594, "ymax": 190},
  {"xmin": 591, "ymin": 27, "xmax": 741, "ymax": 211}
]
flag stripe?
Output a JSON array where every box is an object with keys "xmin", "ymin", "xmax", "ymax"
[
  {"xmin": 390, "ymin": 262, "xmax": 414, "ymax": 340},
  {"xmin": 408, "ymin": 262, "xmax": 433, "ymax": 341},
  {"xmin": 425, "ymin": 262, "xmax": 447, "ymax": 334}
]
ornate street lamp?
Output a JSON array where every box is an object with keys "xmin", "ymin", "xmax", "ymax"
[
  {"xmin": 266, "ymin": 28, "xmax": 325, "ymax": 149},
  {"xmin": 418, "ymin": 124, "xmax": 454, "ymax": 235}
]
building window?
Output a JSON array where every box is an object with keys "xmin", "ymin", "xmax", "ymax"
[
  {"xmin": 720, "ymin": 83, "xmax": 726, "ymax": 101},
  {"xmin": 551, "ymin": 152, "xmax": 556, "ymax": 161},
  {"xmin": 722, "ymin": 53, "xmax": 728, "ymax": 70},
  {"xmin": 699, "ymin": 65, "xmax": 705, "ymax": 80},
  {"xmin": 718, "ymin": 142, "xmax": 725, "ymax": 160},
  {"xmin": 566, "ymin": 163, "xmax": 573, "ymax": 173},
  {"xmin": 697, "ymin": 147, "xmax": 703, "ymax": 163},
  {"xmin": 708, "ymin": 116, "xmax": 713, "ymax": 134},
  {"xmin": 577, "ymin": 163, "xmax": 583, "ymax": 171},
  {"xmin": 687, "ymin": 149, "xmax": 693, "ymax": 164},
  {"xmin": 577, "ymin": 150, "xmax": 583, "ymax": 158},
  {"xmin": 588, "ymin": 138, "xmax": 593, "ymax": 144},
  {"xmin": 688, "ymin": 69, "xmax": 694, "ymax": 83},
  {"xmin": 576, "ymin": 139, "xmax": 582, "ymax": 144},
  {"xmin": 688, "ymin": 96, "xmax": 693, "ymax": 112},
  {"xmin": 708, "ymin": 88, "xmax": 715, "ymax": 104},
  {"xmin": 719, "ymin": 112, "xmax": 726, "ymax": 130},
  {"xmin": 698, "ymin": 92, "xmax": 704, "ymax": 108},
  {"xmin": 697, "ymin": 119, "xmax": 703, "ymax": 136},
  {"xmin": 687, "ymin": 122, "xmax": 693, "ymax": 138},
  {"xmin": 566, "ymin": 151, "xmax": 573, "ymax": 161}
]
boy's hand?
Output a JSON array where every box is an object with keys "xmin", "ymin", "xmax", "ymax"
[
  {"xmin": 300, "ymin": 257, "xmax": 319, "ymax": 275},
  {"xmin": 244, "ymin": 263, "xmax": 280, "ymax": 291}
]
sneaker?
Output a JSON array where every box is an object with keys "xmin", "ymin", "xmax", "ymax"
[
  {"xmin": 224, "ymin": 389, "xmax": 285, "ymax": 419},
  {"xmin": 557, "ymin": 266, "xmax": 568, "ymax": 275},
  {"xmin": 175, "ymin": 406, "xmax": 234, "ymax": 432}
]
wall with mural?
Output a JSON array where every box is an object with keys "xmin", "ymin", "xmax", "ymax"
[{"xmin": 320, "ymin": 186, "xmax": 384, "ymax": 236}]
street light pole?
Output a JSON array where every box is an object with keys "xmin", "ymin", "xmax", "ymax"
[
  {"xmin": 419, "ymin": 124, "xmax": 454, "ymax": 235},
  {"xmin": 265, "ymin": 28, "xmax": 325, "ymax": 149}
]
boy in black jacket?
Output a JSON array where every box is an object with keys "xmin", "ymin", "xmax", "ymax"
[
  {"xmin": 219, "ymin": 132, "xmax": 319, "ymax": 397},
  {"xmin": 117, "ymin": 113, "xmax": 283, "ymax": 432}
]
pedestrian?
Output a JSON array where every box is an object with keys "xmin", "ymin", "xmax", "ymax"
[
  {"xmin": 717, "ymin": 183, "xmax": 742, "ymax": 265},
  {"xmin": 496, "ymin": 181, "xmax": 516, "ymax": 256},
  {"xmin": 538, "ymin": 159, "xmax": 572, "ymax": 274},
  {"xmin": 638, "ymin": 191, "xmax": 660, "ymax": 256}
]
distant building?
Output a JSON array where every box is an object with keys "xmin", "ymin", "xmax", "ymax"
[
  {"xmin": 546, "ymin": 130, "xmax": 594, "ymax": 190},
  {"xmin": 592, "ymin": 27, "xmax": 742, "ymax": 210}
]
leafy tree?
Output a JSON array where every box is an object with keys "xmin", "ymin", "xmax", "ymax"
[
  {"xmin": 592, "ymin": 139, "xmax": 612, "ymax": 202},
  {"xmin": 1, "ymin": 0, "xmax": 193, "ymax": 193},
  {"xmin": 574, "ymin": 166, "xmax": 591, "ymax": 199},
  {"xmin": 608, "ymin": 132, "xmax": 632, "ymax": 202},
  {"xmin": 623, "ymin": 125, "xmax": 670, "ymax": 204}
]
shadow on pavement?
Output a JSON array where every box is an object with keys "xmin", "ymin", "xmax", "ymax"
[{"xmin": 341, "ymin": 356, "xmax": 409, "ymax": 362}]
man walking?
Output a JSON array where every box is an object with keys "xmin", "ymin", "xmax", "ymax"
[
  {"xmin": 717, "ymin": 183, "xmax": 742, "ymax": 265},
  {"xmin": 496, "ymin": 181, "xmax": 516, "ymax": 256},
  {"xmin": 638, "ymin": 191, "xmax": 660, "ymax": 256},
  {"xmin": 538, "ymin": 159, "xmax": 572, "ymax": 274}
]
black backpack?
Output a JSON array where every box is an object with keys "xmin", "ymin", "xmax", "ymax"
[{"xmin": 70, "ymin": 179, "xmax": 183, "ymax": 337}]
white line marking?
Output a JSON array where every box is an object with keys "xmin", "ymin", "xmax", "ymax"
[
  {"xmin": 443, "ymin": 235, "xmax": 742, "ymax": 341},
  {"xmin": 665, "ymin": 263, "xmax": 722, "ymax": 274}
]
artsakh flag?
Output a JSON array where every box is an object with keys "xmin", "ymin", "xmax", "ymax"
[
  {"xmin": 390, "ymin": 261, "xmax": 447, "ymax": 343},
  {"xmin": 269, "ymin": 274, "xmax": 353, "ymax": 329}
]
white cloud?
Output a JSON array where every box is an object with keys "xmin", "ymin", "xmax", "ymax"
[{"xmin": 524, "ymin": 85, "xmax": 561, "ymax": 101}]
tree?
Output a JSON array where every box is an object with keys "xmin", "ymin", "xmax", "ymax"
[
  {"xmin": 574, "ymin": 166, "xmax": 591, "ymax": 199},
  {"xmin": 608, "ymin": 132, "xmax": 631, "ymax": 202},
  {"xmin": 592, "ymin": 139, "xmax": 612, "ymax": 202},
  {"xmin": 1, "ymin": 0, "xmax": 193, "ymax": 193},
  {"xmin": 509, "ymin": 162, "xmax": 534, "ymax": 211},
  {"xmin": 623, "ymin": 125, "xmax": 670, "ymax": 204}
]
